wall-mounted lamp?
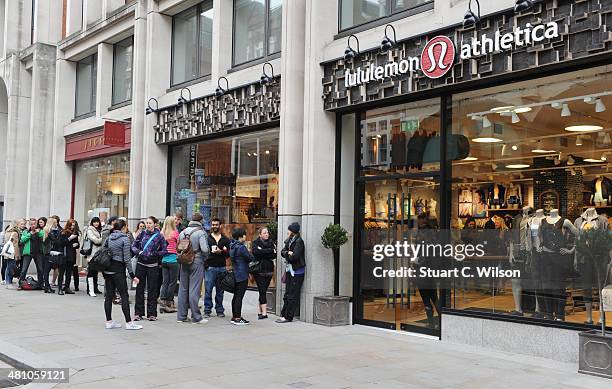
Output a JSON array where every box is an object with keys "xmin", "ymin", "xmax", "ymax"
[
  {"xmin": 380, "ymin": 24, "xmax": 397, "ymax": 52},
  {"xmin": 344, "ymin": 34, "xmax": 360, "ymax": 61},
  {"xmin": 177, "ymin": 87, "xmax": 192, "ymax": 106},
  {"xmin": 215, "ymin": 76, "xmax": 229, "ymax": 97},
  {"xmin": 260, "ymin": 62, "xmax": 275, "ymax": 85},
  {"xmin": 463, "ymin": 0, "xmax": 480, "ymax": 28},
  {"xmin": 514, "ymin": 0, "xmax": 533, "ymax": 13},
  {"xmin": 145, "ymin": 98, "xmax": 159, "ymax": 115}
]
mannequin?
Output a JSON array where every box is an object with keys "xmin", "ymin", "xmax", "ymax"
[
  {"xmin": 537, "ymin": 209, "xmax": 578, "ymax": 321},
  {"xmin": 574, "ymin": 208, "xmax": 609, "ymax": 324},
  {"xmin": 590, "ymin": 175, "xmax": 611, "ymax": 206},
  {"xmin": 506, "ymin": 183, "xmax": 523, "ymax": 209},
  {"xmin": 428, "ymin": 198, "xmax": 438, "ymax": 219},
  {"xmin": 488, "ymin": 183, "xmax": 506, "ymax": 209},
  {"xmin": 508, "ymin": 206, "xmax": 534, "ymax": 315},
  {"xmin": 528, "ymin": 209, "xmax": 547, "ymax": 317}
]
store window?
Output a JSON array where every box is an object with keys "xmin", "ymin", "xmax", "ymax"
[
  {"xmin": 171, "ymin": 1, "xmax": 213, "ymax": 86},
  {"xmin": 112, "ymin": 37, "xmax": 133, "ymax": 105},
  {"xmin": 339, "ymin": 0, "xmax": 431, "ymax": 31},
  {"xmin": 73, "ymin": 154, "xmax": 130, "ymax": 228},
  {"xmin": 170, "ymin": 129, "xmax": 279, "ymax": 241},
  {"xmin": 75, "ymin": 54, "xmax": 97, "ymax": 117},
  {"xmin": 233, "ymin": 0, "xmax": 282, "ymax": 66},
  {"xmin": 450, "ymin": 65, "xmax": 612, "ymax": 327}
]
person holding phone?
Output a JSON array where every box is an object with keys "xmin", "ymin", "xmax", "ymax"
[{"xmin": 104, "ymin": 219, "xmax": 142, "ymax": 330}]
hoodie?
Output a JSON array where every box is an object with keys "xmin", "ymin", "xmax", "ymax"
[
  {"xmin": 178, "ymin": 221, "xmax": 210, "ymax": 262},
  {"xmin": 106, "ymin": 230, "xmax": 135, "ymax": 277},
  {"xmin": 230, "ymin": 240, "xmax": 254, "ymax": 283}
]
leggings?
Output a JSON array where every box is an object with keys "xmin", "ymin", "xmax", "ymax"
[
  {"xmin": 104, "ymin": 271, "xmax": 131, "ymax": 322},
  {"xmin": 232, "ymin": 280, "xmax": 248, "ymax": 319},
  {"xmin": 254, "ymin": 273, "xmax": 273, "ymax": 305},
  {"xmin": 57, "ymin": 259, "xmax": 75, "ymax": 290}
]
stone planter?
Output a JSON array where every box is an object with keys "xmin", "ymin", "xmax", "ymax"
[
  {"xmin": 579, "ymin": 330, "xmax": 612, "ymax": 379},
  {"xmin": 313, "ymin": 296, "xmax": 350, "ymax": 326}
]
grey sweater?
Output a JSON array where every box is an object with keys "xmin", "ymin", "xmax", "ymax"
[{"xmin": 104, "ymin": 231, "xmax": 134, "ymax": 277}]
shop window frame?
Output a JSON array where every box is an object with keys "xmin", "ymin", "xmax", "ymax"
[
  {"xmin": 74, "ymin": 53, "xmax": 98, "ymax": 119},
  {"xmin": 231, "ymin": 0, "xmax": 283, "ymax": 68},
  {"xmin": 170, "ymin": 0, "xmax": 214, "ymax": 87},
  {"xmin": 337, "ymin": 0, "xmax": 434, "ymax": 38},
  {"xmin": 111, "ymin": 36, "xmax": 134, "ymax": 106}
]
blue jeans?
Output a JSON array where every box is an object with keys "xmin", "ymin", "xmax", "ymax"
[
  {"xmin": 204, "ymin": 266, "xmax": 226, "ymax": 314},
  {"xmin": 4, "ymin": 258, "xmax": 16, "ymax": 284}
]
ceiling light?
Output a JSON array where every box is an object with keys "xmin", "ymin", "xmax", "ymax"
[
  {"xmin": 561, "ymin": 103, "xmax": 571, "ymax": 117},
  {"xmin": 565, "ymin": 125, "xmax": 603, "ymax": 132},
  {"xmin": 532, "ymin": 148, "xmax": 556, "ymax": 153},
  {"xmin": 506, "ymin": 164, "xmax": 530, "ymax": 169},
  {"xmin": 482, "ymin": 115, "xmax": 491, "ymax": 128},
  {"xmin": 576, "ymin": 136, "xmax": 583, "ymax": 146},
  {"xmin": 472, "ymin": 137, "xmax": 503, "ymax": 143},
  {"xmin": 511, "ymin": 112, "xmax": 520, "ymax": 123},
  {"xmin": 514, "ymin": 107, "xmax": 532, "ymax": 113},
  {"xmin": 491, "ymin": 106, "xmax": 515, "ymax": 114},
  {"xmin": 595, "ymin": 99, "xmax": 606, "ymax": 113},
  {"xmin": 376, "ymin": 134, "xmax": 382, "ymax": 138},
  {"xmin": 551, "ymin": 102, "xmax": 562, "ymax": 109},
  {"xmin": 584, "ymin": 158, "xmax": 604, "ymax": 163},
  {"xmin": 265, "ymin": 150, "xmax": 270, "ymax": 155},
  {"xmin": 584, "ymin": 96, "xmax": 597, "ymax": 104},
  {"xmin": 601, "ymin": 153, "xmax": 607, "ymax": 161},
  {"xmin": 512, "ymin": 144, "xmax": 518, "ymax": 151},
  {"xmin": 463, "ymin": 156, "xmax": 478, "ymax": 161}
]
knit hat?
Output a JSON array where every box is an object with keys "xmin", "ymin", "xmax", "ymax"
[{"xmin": 288, "ymin": 222, "xmax": 300, "ymax": 234}]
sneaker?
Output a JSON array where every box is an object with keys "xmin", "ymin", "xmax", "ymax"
[
  {"xmin": 258, "ymin": 314, "xmax": 268, "ymax": 320},
  {"xmin": 105, "ymin": 321, "xmax": 122, "ymax": 329},
  {"xmin": 203, "ymin": 313, "xmax": 211, "ymax": 319},
  {"xmin": 231, "ymin": 317, "xmax": 250, "ymax": 326},
  {"xmin": 177, "ymin": 319, "xmax": 188, "ymax": 323},
  {"xmin": 1, "ymin": 281, "xmax": 5, "ymax": 285},
  {"xmin": 126, "ymin": 322, "xmax": 143, "ymax": 330},
  {"xmin": 217, "ymin": 312, "xmax": 225, "ymax": 318},
  {"xmin": 275, "ymin": 317, "xmax": 291, "ymax": 323},
  {"xmin": 193, "ymin": 318, "xmax": 209, "ymax": 324}
]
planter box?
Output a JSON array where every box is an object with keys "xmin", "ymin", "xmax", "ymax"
[
  {"xmin": 313, "ymin": 296, "xmax": 350, "ymax": 326},
  {"xmin": 579, "ymin": 330, "xmax": 612, "ymax": 379}
]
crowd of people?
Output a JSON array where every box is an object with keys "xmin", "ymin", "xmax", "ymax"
[{"xmin": 0, "ymin": 212, "xmax": 305, "ymax": 330}]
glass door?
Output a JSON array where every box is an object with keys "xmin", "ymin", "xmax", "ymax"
[{"xmin": 357, "ymin": 176, "xmax": 441, "ymax": 336}]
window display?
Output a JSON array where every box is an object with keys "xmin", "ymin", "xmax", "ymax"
[{"xmin": 450, "ymin": 65, "xmax": 612, "ymax": 326}]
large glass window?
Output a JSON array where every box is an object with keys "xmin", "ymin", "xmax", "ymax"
[
  {"xmin": 112, "ymin": 37, "xmax": 133, "ymax": 105},
  {"xmin": 340, "ymin": 0, "xmax": 431, "ymax": 31},
  {"xmin": 170, "ymin": 129, "xmax": 279, "ymax": 241},
  {"xmin": 171, "ymin": 1, "xmax": 213, "ymax": 86},
  {"xmin": 74, "ymin": 154, "xmax": 131, "ymax": 230},
  {"xmin": 233, "ymin": 0, "xmax": 283, "ymax": 66},
  {"xmin": 450, "ymin": 65, "xmax": 612, "ymax": 327},
  {"xmin": 75, "ymin": 54, "xmax": 97, "ymax": 117}
]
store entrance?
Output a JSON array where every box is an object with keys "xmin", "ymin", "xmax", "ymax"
[{"xmin": 356, "ymin": 175, "xmax": 443, "ymax": 336}]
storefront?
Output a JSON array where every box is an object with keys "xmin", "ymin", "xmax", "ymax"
[
  {"xmin": 324, "ymin": 0, "xmax": 612, "ymax": 337},
  {"xmin": 65, "ymin": 122, "xmax": 131, "ymax": 230}
]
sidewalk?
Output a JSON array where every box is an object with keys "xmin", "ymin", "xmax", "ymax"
[{"xmin": 0, "ymin": 279, "xmax": 609, "ymax": 389}]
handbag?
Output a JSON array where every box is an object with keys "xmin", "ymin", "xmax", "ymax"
[
  {"xmin": 248, "ymin": 260, "xmax": 262, "ymax": 275},
  {"xmin": 216, "ymin": 271, "xmax": 236, "ymax": 293},
  {"xmin": 80, "ymin": 229, "xmax": 92, "ymax": 256},
  {"xmin": 89, "ymin": 239, "xmax": 112, "ymax": 272},
  {"xmin": 1, "ymin": 240, "xmax": 15, "ymax": 259}
]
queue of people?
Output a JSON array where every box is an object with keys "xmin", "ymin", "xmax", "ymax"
[{"xmin": 0, "ymin": 212, "xmax": 306, "ymax": 330}]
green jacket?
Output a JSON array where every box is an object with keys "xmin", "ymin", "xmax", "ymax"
[{"xmin": 20, "ymin": 230, "xmax": 32, "ymax": 256}]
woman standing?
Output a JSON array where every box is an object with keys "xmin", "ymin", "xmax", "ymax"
[
  {"xmin": 104, "ymin": 219, "xmax": 142, "ymax": 330},
  {"xmin": 229, "ymin": 228, "xmax": 254, "ymax": 325},
  {"xmin": 252, "ymin": 227, "xmax": 276, "ymax": 320},
  {"xmin": 133, "ymin": 221, "xmax": 145, "ymax": 240},
  {"xmin": 1, "ymin": 222, "xmax": 21, "ymax": 289},
  {"xmin": 159, "ymin": 216, "xmax": 179, "ymax": 313},
  {"xmin": 131, "ymin": 216, "xmax": 167, "ymax": 321},
  {"xmin": 58, "ymin": 219, "xmax": 80, "ymax": 295},
  {"xmin": 276, "ymin": 223, "xmax": 305, "ymax": 324},
  {"xmin": 84, "ymin": 217, "xmax": 103, "ymax": 297},
  {"xmin": 28, "ymin": 217, "xmax": 47, "ymax": 289}
]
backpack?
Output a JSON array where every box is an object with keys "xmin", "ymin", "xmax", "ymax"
[
  {"xmin": 21, "ymin": 276, "xmax": 39, "ymax": 290},
  {"xmin": 177, "ymin": 229, "xmax": 200, "ymax": 266}
]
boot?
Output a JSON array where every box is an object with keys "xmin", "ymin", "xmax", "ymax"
[
  {"xmin": 93, "ymin": 274, "xmax": 102, "ymax": 294},
  {"xmin": 87, "ymin": 277, "xmax": 96, "ymax": 297}
]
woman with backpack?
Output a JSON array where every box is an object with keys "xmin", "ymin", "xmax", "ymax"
[
  {"xmin": 58, "ymin": 219, "xmax": 80, "ymax": 295},
  {"xmin": 131, "ymin": 216, "xmax": 167, "ymax": 321},
  {"xmin": 1, "ymin": 221, "xmax": 21, "ymax": 289},
  {"xmin": 159, "ymin": 216, "xmax": 179, "ymax": 313},
  {"xmin": 104, "ymin": 219, "xmax": 142, "ymax": 330},
  {"xmin": 252, "ymin": 227, "xmax": 276, "ymax": 320},
  {"xmin": 84, "ymin": 217, "xmax": 103, "ymax": 297}
]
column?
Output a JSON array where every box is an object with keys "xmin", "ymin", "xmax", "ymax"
[
  {"xmin": 275, "ymin": 0, "xmax": 306, "ymax": 314},
  {"xmin": 3, "ymin": 0, "xmax": 30, "ymax": 55},
  {"xmin": 298, "ymin": 0, "xmax": 339, "ymax": 322},
  {"xmin": 65, "ymin": 0, "xmax": 83, "ymax": 36},
  {"xmin": 96, "ymin": 43, "xmax": 113, "ymax": 116}
]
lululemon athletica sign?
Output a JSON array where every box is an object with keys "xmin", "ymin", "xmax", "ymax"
[
  {"xmin": 343, "ymin": 21, "xmax": 560, "ymax": 88},
  {"xmin": 420, "ymin": 36, "xmax": 455, "ymax": 79}
]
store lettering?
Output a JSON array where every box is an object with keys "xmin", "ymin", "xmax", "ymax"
[
  {"xmin": 81, "ymin": 136, "xmax": 104, "ymax": 152},
  {"xmin": 344, "ymin": 57, "xmax": 420, "ymax": 88},
  {"xmin": 460, "ymin": 22, "xmax": 559, "ymax": 59}
]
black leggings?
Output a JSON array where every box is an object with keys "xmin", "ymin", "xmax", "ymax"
[
  {"xmin": 232, "ymin": 280, "xmax": 248, "ymax": 319},
  {"xmin": 104, "ymin": 272, "xmax": 131, "ymax": 322},
  {"xmin": 254, "ymin": 274, "xmax": 272, "ymax": 305},
  {"xmin": 58, "ymin": 259, "xmax": 75, "ymax": 290},
  {"xmin": 418, "ymin": 287, "xmax": 439, "ymax": 313}
]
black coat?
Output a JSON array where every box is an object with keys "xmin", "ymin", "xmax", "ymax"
[
  {"xmin": 60, "ymin": 233, "xmax": 80, "ymax": 263},
  {"xmin": 281, "ymin": 235, "xmax": 305, "ymax": 271},
  {"xmin": 252, "ymin": 237, "xmax": 276, "ymax": 273}
]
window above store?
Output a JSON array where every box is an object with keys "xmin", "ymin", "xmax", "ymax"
[
  {"xmin": 171, "ymin": 1, "xmax": 213, "ymax": 86},
  {"xmin": 75, "ymin": 53, "xmax": 97, "ymax": 118},
  {"xmin": 232, "ymin": 0, "xmax": 282, "ymax": 67},
  {"xmin": 112, "ymin": 36, "xmax": 134, "ymax": 105},
  {"xmin": 339, "ymin": 0, "xmax": 433, "ymax": 33}
]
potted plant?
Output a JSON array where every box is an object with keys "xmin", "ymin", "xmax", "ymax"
[
  {"xmin": 576, "ymin": 227, "xmax": 612, "ymax": 378},
  {"xmin": 313, "ymin": 224, "xmax": 350, "ymax": 326}
]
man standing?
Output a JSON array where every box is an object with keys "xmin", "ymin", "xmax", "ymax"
[
  {"xmin": 175, "ymin": 211, "xmax": 186, "ymax": 233},
  {"xmin": 204, "ymin": 218, "xmax": 231, "ymax": 318},
  {"xmin": 177, "ymin": 213, "xmax": 210, "ymax": 324},
  {"xmin": 17, "ymin": 219, "xmax": 36, "ymax": 289}
]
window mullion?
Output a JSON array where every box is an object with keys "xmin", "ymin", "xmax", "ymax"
[
  {"xmin": 196, "ymin": 4, "xmax": 201, "ymax": 79},
  {"xmin": 264, "ymin": 0, "xmax": 270, "ymax": 57}
]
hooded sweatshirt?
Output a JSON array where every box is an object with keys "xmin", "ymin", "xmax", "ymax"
[{"xmin": 230, "ymin": 240, "xmax": 254, "ymax": 283}]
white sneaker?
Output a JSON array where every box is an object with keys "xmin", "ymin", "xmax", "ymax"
[
  {"xmin": 1, "ymin": 281, "xmax": 5, "ymax": 285},
  {"xmin": 193, "ymin": 318, "xmax": 209, "ymax": 324},
  {"xmin": 125, "ymin": 322, "xmax": 143, "ymax": 330},
  {"xmin": 105, "ymin": 321, "xmax": 122, "ymax": 329}
]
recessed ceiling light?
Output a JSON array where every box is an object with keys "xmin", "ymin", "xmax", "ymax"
[
  {"xmin": 511, "ymin": 144, "xmax": 519, "ymax": 151},
  {"xmin": 584, "ymin": 158, "xmax": 604, "ymax": 163},
  {"xmin": 506, "ymin": 164, "xmax": 530, "ymax": 169},
  {"xmin": 463, "ymin": 156, "xmax": 478, "ymax": 161},
  {"xmin": 565, "ymin": 125, "xmax": 603, "ymax": 132},
  {"xmin": 472, "ymin": 137, "xmax": 503, "ymax": 143},
  {"xmin": 514, "ymin": 107, "xmax": 532, "ymax": 113}
]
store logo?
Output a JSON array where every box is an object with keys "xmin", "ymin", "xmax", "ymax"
[{"xmin": 420, "ymin": 36, "xmax": 455, "ymax": 79}]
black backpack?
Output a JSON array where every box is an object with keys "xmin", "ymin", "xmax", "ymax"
[{"xmin": 89, "ymin": 239, "xmax": 113, "ymax": 272}]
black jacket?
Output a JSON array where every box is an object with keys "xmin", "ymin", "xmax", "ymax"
[
  {"xmin": 281, "ymin": 235, "xmax": 305, "ymax": 271},
  {"xmin": 46, "ymin": 228, "xmax": 63, "ymax": 254},
  {"xmin": 206, "ymin": 233, "xmax": 231, "ymax": 267},
  {"xmin": 61, "ymin": 233, "xmax": 80, "ymax": 263},
  {"xmin": 252, "ymin": 237, "xmax": 276, "ymax": 273}
]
